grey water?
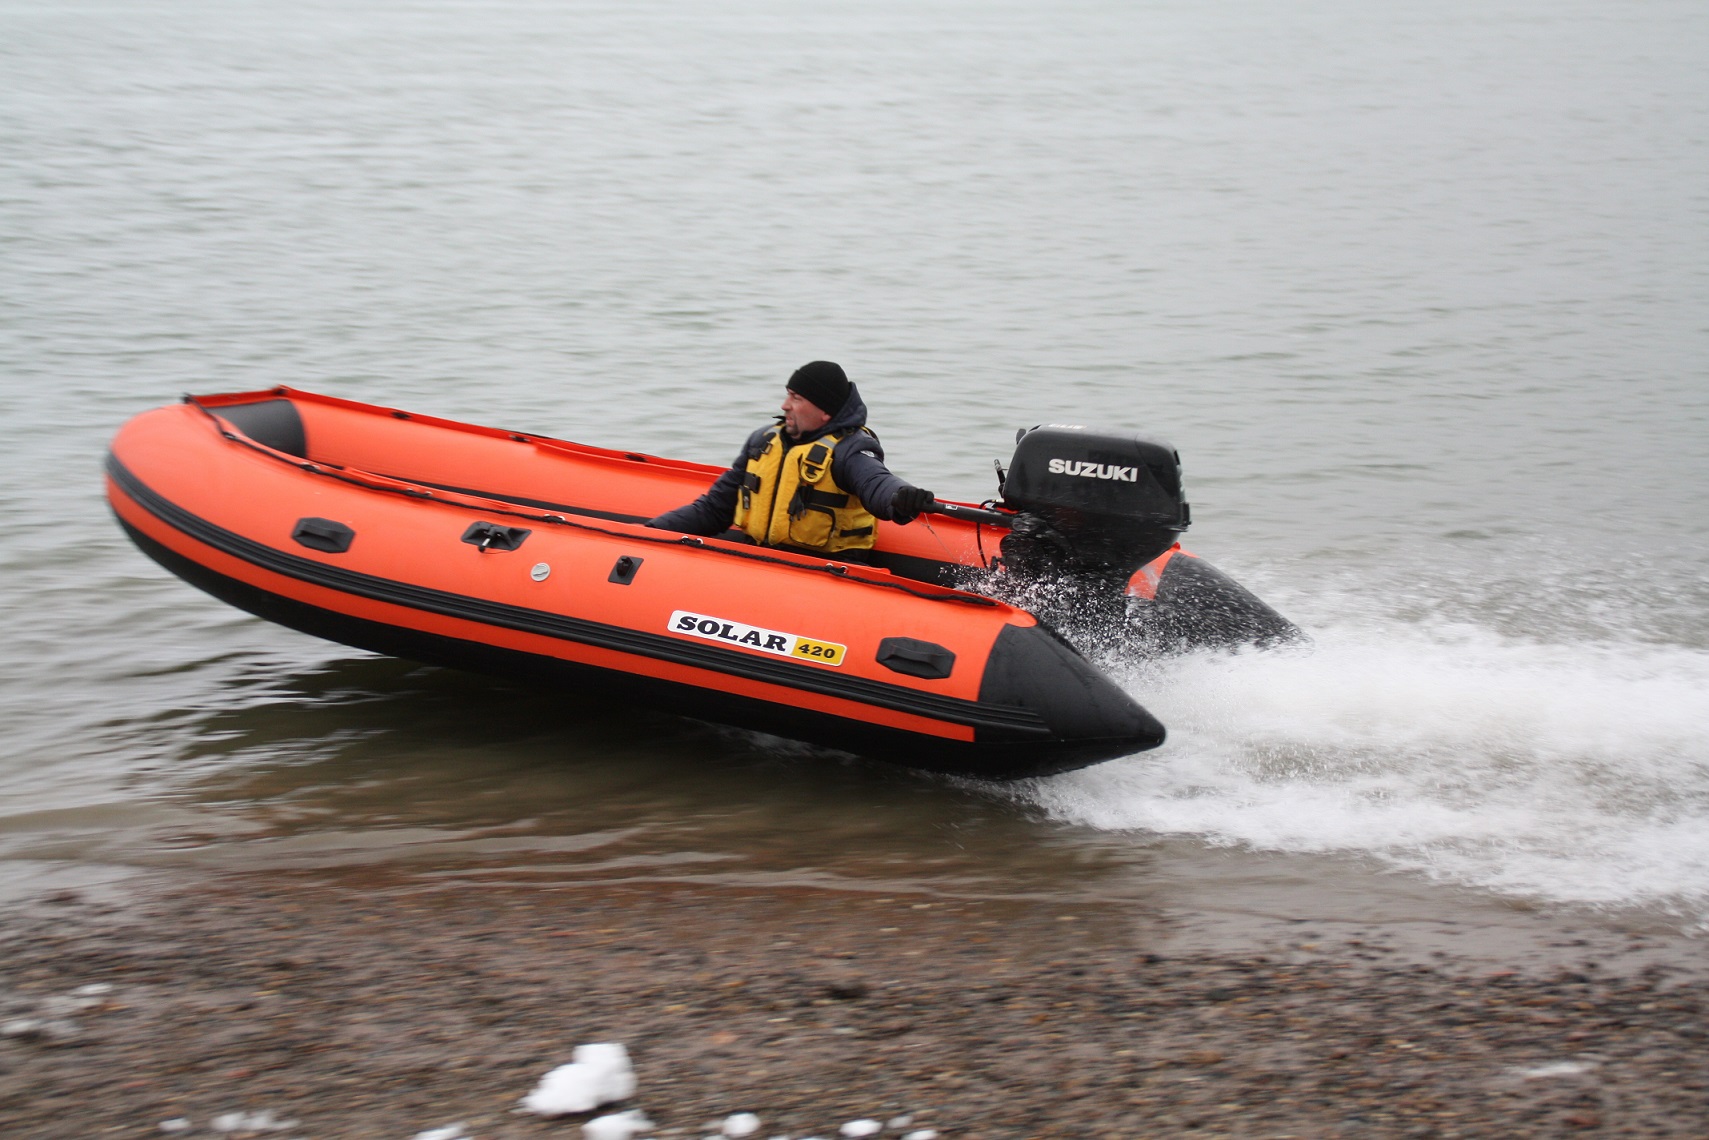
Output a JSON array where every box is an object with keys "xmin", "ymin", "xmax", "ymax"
[{"xmin": 4, "ymin": 0, "xmax": 1709, "ymax": 958}]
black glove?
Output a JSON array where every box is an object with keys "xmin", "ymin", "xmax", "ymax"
[{"xmin": 890, "ymin": 485, "xmax": 935, "ymax": 524}]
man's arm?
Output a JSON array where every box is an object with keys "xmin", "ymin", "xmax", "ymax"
[
  {"xmin": 834, "ymin": 437, "xmax": 933, "ymax": 524},
  {"xmin": 645, "ymin": 434, "xmax": 763, "ymax": 535}
]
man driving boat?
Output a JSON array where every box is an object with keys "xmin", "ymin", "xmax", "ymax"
[{"xmin": 645, "ymin": 361, "xmax": 934, "ymax": 561}]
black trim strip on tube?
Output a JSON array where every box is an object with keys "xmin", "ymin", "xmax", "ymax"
[{"xmin": 107, "ymin": 454, "xmax": 1049, "ymax": 737}]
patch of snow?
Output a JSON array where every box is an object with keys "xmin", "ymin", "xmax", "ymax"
[
  {"xmin": 583, "ymin": 1108, "xmax": 653, "ymax": 1140},
  {"xmin": 521, "ymin": 1043, "xmax": 637, "ymax": 1116},
  {"xmin": 210, "ymin": 1110, "xmax": 296, "ymax": 1132},
  {"xmin": 722, "ymin": 1112, "xmax": 762, "ymax": 1137},
  {"xmin": 411, "ymin": 1125, "xmax": 471, "ymax": 1140},
  {"xmin": 1518, "ymin": 1060, "xmax": 1596, "ymax": 1079},
  {"xmin": 839, "ymin": 1123, "xmax": 881, "ymax": 1139}
]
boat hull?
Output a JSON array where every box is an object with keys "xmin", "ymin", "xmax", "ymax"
[{"xmin": 105, "ymin": 391, "xmax": 1166, "ymax": 778}]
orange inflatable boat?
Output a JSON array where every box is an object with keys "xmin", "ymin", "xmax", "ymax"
[{"xmin": 106, "ymin": 388, "xmax": 1296, "ymax": 778}]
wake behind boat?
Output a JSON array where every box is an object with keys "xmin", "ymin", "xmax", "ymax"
[{"xmin": 105, "ymin": 388, "xmax": 1296, "ymax": 779}]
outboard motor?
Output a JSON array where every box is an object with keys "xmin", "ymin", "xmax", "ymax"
[
  {"xmin": 986, "ymin": 425, "xmax": 1301, "ymax": 653},
  {"xmin": 997, "ymin": 425, "xmax": 1190, "ymax": 581}
]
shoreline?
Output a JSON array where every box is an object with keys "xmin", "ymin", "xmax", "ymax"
[{"xmin": 3, "ymin": 868, "xmax": 1707, "ymax": 1137}]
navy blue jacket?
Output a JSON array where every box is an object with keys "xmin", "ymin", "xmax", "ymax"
[{"xmin": 647, "ymin": 384, "xmax": 914, "ymax": 537}]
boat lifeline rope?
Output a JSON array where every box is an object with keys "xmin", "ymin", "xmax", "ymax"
[
  {"xmin": 186, "ymin": 396, "xmax": 1002, "ymax": 609},
  {"xmin": 917, "ymin": 498, "xmax": 1018, "ymax": 571}
]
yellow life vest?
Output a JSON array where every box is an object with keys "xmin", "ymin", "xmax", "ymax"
[{"xmin": 732, "ymin": 428, "xmax": 879, "ymax": 553}]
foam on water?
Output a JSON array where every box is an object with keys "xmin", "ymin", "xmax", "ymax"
[{"xmin": 1025, "ymin": 611, "xmax": 1709, "ymax": 923}]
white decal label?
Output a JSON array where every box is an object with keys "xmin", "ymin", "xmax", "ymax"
[
  {"xmin": 668, "ymin": 610, "xmax": 846, "ymax": 667},
  {"xmin": 1046, "ymin": 457, "xmax": 1140, "ymax": 482}
]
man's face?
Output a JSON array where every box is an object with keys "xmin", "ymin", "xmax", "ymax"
[{"xmin": 781, "ymin": 389, "xmax": 832, "ymax": 437}]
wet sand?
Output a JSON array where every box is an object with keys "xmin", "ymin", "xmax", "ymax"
[{"xmin": 3, "ymin": 867, "xmax": 1707, "ymax": 1138}]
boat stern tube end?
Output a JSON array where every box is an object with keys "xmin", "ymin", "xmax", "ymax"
[{"xmin": 971, "ymin": 622, "xmax": 1165, "ymax": 778}]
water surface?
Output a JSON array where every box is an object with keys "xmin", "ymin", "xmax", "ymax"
[{"xmin": 3, "ymin": 0, "xmax": 1708, "ymax": 951}]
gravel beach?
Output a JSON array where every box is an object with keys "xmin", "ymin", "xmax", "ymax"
[{"xmin": 2, "ymin": 869, "xmax": 1706, "ymax": 1138}]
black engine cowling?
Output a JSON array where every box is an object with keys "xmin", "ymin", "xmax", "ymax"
[{"xmin": 998, "ymin": 425, "xmax": 1190, "ymax": 579}]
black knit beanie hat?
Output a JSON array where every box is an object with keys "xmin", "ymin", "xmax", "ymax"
[{"xmin": 786, "ymin": 360, "xmax": 851, "ymax": 416}]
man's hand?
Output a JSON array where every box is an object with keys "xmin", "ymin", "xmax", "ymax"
[{"xmin": 890, "ymin": 485, "xmax": 935, "ymax": 524}]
